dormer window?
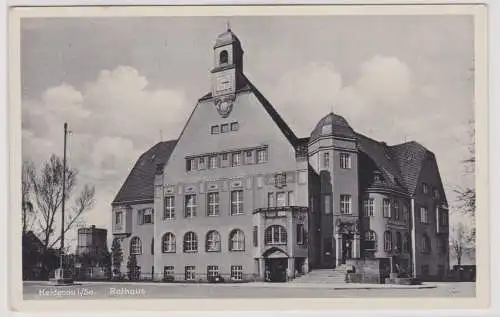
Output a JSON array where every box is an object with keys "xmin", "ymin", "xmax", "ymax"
[{"xmin": 219, "ymin": 50, "xmax": 228, "ymax": 64}]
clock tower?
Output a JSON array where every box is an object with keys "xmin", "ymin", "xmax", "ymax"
[{"xmin": 210, "ymin": 26, "xmax": 245, "ymax": 117}]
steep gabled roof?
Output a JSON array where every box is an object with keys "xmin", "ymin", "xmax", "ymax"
[
  {"xmin": 112, "ymin": 140, "xmax": 177, "ymax": 205},
  {"xmin": 245, "ymin": 76, "xmax": 300, "ymax": 147},
  {"xmin": 355, "ymin": 132, "xmax": 408, "ymax": 193},
  {"xmin": 388, "ymin": 141, "xmax": 429, "ymax": 195}
]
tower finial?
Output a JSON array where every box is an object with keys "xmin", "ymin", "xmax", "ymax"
[{"xmin": 226, "ymin": 20, "xmax": 231, "ymax": 31}]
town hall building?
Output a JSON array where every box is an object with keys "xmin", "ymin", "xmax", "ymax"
[{"xmin": 111, "ymin": 28, "xmax": 449, "ymax": 283}]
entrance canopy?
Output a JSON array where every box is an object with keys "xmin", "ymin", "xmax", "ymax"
[{"xmin": 262, "ymin": 247, "xmax": 289, "ymax": 259}]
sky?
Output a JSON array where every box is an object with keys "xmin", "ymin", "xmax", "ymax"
[{"xmin": 20, "ymin": 15, "xmax": 475, "ymax": 251}]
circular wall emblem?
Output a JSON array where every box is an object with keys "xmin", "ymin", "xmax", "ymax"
[{"xmin": 215, "ymin": 96, "xmax": 234, "ymax": 118}]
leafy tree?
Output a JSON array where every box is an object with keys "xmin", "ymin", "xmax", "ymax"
[{"xmin": 111, "ymin": 239, "xmax": 123, "ymax": 277}]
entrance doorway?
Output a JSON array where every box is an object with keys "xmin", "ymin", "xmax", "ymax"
[
  {"xmin": 265, "ymin": 258, "xmax": 287, "ymax": 282},
  {"xmin": 342, "ymin": 233, "xmax": 353, "ymax": 264}
]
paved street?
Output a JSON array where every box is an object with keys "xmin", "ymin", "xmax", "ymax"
[{"xmin": 23, "ymin": 281, "xmax": 476, "ymax": 300}]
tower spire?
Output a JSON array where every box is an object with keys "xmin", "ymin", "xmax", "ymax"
[{"xmin": 226, "ymin": 20, "xmax": 231, "ymax": 31}]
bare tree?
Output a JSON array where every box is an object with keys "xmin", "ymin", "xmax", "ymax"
[
  {"xmin": 22, "ymin": 160, "xmax": 36, "ymax": 234},
  {"xmin": 49, "ymin": 185, "xmax": 95, "ymax": 249},
  {"xmin": 450, "ymin": 221, "xmax": 473, "ymax": 266},
  {"xmin": 28, "ymin": 154, "xmax": 95, "ymax": 252},
  {"xmin": 455, "ymin": 120, "xmax": 475, "ymax": 215}
]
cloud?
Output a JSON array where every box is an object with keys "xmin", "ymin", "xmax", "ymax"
[
  {"xmin": 22, "ymin": 66, "xmax": 192, "ymax": 249},
  {"xmin": 271, "ymin": 55, "xmax": 472, "ymax": 224},
  {"xmin": 269, "ymin": 62, "xmax": 343, "ymax": 136}
]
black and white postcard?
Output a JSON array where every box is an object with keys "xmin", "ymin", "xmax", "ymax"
[{"xmin": 7, "ymin": 3, "xmax": 489, "ymax": 312}]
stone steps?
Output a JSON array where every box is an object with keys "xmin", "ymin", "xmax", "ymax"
[{"xmin": 292, "ymin": 268, "xmax": 350, "ymax": 284}]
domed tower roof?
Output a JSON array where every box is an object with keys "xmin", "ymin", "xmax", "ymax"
[
  {"xmin": 310, "ymin": 112, "xmax": 356, "ymax": 142},
  {"xmin": 214, "ymin": 27, "xmax": 241, "ymax": 48}
]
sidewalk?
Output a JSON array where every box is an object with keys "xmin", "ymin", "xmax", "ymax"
[{"xmin": 24, "ymin": 280, "xmax": 437, "ymax": 290}]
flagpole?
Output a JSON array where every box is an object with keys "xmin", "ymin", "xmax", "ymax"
[{"xmin": 59, "ymin": 122, "xmax": 68, "ymax": 274}]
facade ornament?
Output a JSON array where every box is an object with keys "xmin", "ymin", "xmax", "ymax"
[
  {"xmin": 214, "ymin": 95, "xmax": 235, "ymax": 118},
  {"xmin": 335, "ymin": 218, "xmax": 342, "ymax": 234},
  {"xmin": 354, "ymin": 219, "xmax": 360, "ymax": 234}
]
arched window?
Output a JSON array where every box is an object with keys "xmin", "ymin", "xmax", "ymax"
[
  {"xmin": 421, "ymin": 234, "xmax": 431, "ymax": 254},
  {"xmin": 395, "ymin": 232, "xmax": 402, "ymax": 252},
  {"xmin": 162, "ymin": 232, "xmax": 176, "ymax": 253},
  {"xmin": 364, "ymin": 230, "xmax": 376, "ymax": 250},
  {"xmin": 384, "ymin": 231, "xmax": 392, "ymax": 252},
  {"xmin": 219, "ymin": 50, "xmax": 228, "ymax": 64},
  {"xmin": 183, "ymin": 231, "xmax": 198, "ymax": 253},
  {"xmin": 402, "ymin": 233, "xmax": 410, "ymax": 253},
  {"xmin": 206, "ymin": 230, "xmax": 221, "ymax": 252},
  {"xmin": 229, "ymin": 229, "xmax": 245, "ymax": 251},
  {"xmin": 264, "ymin": 225, "xmax": 287, "ymax": 245},
  {"xmin": 130, "ymin": 236, "xmax": 142, "ymax": 255}
]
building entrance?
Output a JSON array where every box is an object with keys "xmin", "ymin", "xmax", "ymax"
[
  {"xmin": 341, "ymin": 233, "xmax": 353, "ymax": 264},
  {"xmin": 265, "ymin": 258, "xmax": 287, "ymax": 282}
]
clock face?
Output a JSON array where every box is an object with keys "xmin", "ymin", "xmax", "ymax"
[{"xmin": 216, "ymin": 75, "xmax": 232, "ymax": 91}]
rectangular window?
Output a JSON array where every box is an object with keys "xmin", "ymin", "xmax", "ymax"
[
  {"xmin": 207, "ymin": 265, "xmax": 219, "ymax": 280},
  {"xmin": 296, "ymin": 224, "xmax": 304, "ymax": 245},
  {"xmin": 230, "ymin": 265, "xmax": 243, "ymax": 281},
  {"xmin": 230, "ymin": 122, "xmax": 239, "ymax": 131},
  {"xmin": 210, "ymin": 125, "xmax": 219, "ymax": 134},
  {"xmin": 323, "ymin": 152, "xmax": 330, "ymax": 169},
  {"xmin": 420, "ymin": 207, "xmax": 429, "ymax": 224},
  {"xmin": 115, "ymin": 211, "xmax": 123, "ymax": 225},
  {"xmin": 253, "ymin": 226, "xmax": 258, "ymax": 247},
  {"xmin": 393, "ymin": 200, "xmax": 400, "ymax": 220},
  {"xmin": 324, "ymin": 194, "xmax": 331, "ymax": 214},
  {"xmin": 163, "ymin": 266, "xmax": 174, "ymax": 280},
  {"xmin": 267, "ymin": 192, "xmax": 275, "ymax": 208},
  {"xmin": 185, "ymin": 194, "xmax": 197, "ymax": 218},
  {"xmin": 340, "ymin": 195, "xmax": 352, "ymax": 214},
  {"xmin": 186, "ymin": 158, "xmax": 197, "ymax": 171},
  {"xmin": 440, "ymin": 210, "xmax": 448, "ymax": 226},
  {"xmin": 142, "ymin": 208, "xmax": 153, "ymax": 224},
  {"xmin": 222, "ymin": 153, "xmax": 228, "ymax": 161},
  {"xmin": 363, "ymin": 198, "xmax": 374, "ymax": 217},
  {"xmin": 340, "ymin": 152, "xmax": 351, "ymax": 169},
  {"xmin": 433, "ymin": 189, "xmax": 440, "ymax": 199},
  {"xmin": 257, "ymin": 149, "xmax": 268, "ymax": 163},
  {"xmin": 184, "ymin": 266, "xmax": 196, "ymax": 281},
  {"xmin": 422, "ymin": 183, "xmax": 429, "ymax": 194},
  {"xmin": 231, "ymin": 152, "xmax": 241, "ymax": 166},
  {"xmin": 209, "ymin": 156, "xmax": 218, "ymax": 169},
  {"xmin": 164, "ymin": 196, "xmax": 175, "ymax": 220},
  {"xmin": 231, "ymin": 190, "xmax": 244, "ymax": 215},
  {"xmin": 206, "ymin": 192, "xmax": 220, "ymax": 216},
  {"xmin": 221, "ymin": 124, "xmax": 229, "ymax": 133},
  {"xmin": 383, "ymin": 199, "xmax": 392, "ymax": 218},
  {"xmin": 274, "ymin": 173, "xmax": 286, "ymax": 188},
  {"xmin": 198, "ymin": 157, "xmax": 206, "ymax": 170}
]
